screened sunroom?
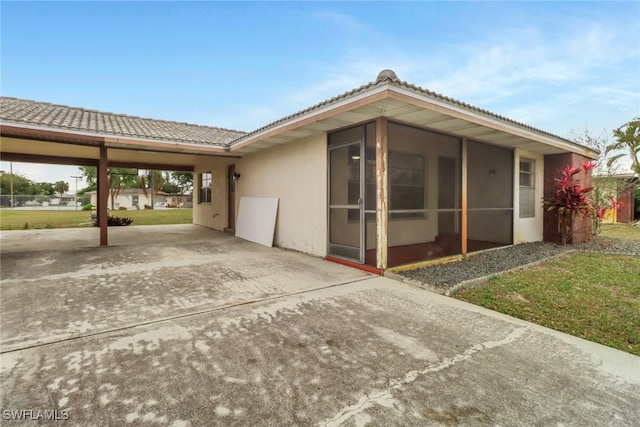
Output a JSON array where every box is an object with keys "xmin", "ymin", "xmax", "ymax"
[
  {"xmin": 229, "ymin": 70, "xmax": 597, "ymax": 267},
  {"xmin": 328, "ymin": 119, "xmax": 515, "ymax": 269}
]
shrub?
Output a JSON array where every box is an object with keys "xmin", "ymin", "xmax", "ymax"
[
  {"xmin": 82, "ymin": 204, "xmax": 94, "ymax": 211},
  {"xmin": 543, "ymin": 163, "xmax": 595, "ymax": 244},
  {"xmin": 92, "ymin": 216, "xmax": 133, "ymax": 227}
]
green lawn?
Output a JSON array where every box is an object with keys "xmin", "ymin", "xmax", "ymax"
[
  {"xmin": 598, "ymin": 223, "xmax": 640, "ymax": 240},
  {"xmin": 0, "ymin": 209, "xmax": 193, "ymax": 230},
  {"xmin": 455, "ymin": 252, "xmax": 640, "ymax": 356}
]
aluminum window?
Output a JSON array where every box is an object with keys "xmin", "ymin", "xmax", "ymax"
[
  {"xmin": 519, "ymin": 159, "xmax": 535, "ymax": 218},
  {"xmin": 198, "ymin": 172, "xmax": 212, "ymax": 204}
]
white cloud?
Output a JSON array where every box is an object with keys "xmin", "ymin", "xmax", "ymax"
[{"xmin": 221, "ymin": 11, "xmax": 639, "ymax": 137}]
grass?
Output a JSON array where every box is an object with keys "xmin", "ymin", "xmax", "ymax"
[
  {"xmin": 0, "ymin": 209, "xmax": 193, "ymax": 230},
  {"xmin": 454, "ymin": 252, "xmax": 640, "ymax": 356},
  {"xmin": 598, "ymin": 223, "xmax": 640, "ymax": 240}
]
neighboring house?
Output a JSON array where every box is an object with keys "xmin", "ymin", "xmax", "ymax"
[
  {"xmin": 0, "ymin": 70, "xmax": 599, "ymax": 271},
  {"xmin": 49, "ymin": 193, "xmax": 77, "ymax": 206},
  {"xmin": 164, "ymin": 194, "xmax": 193, "ymax": 208},
  {"xmin": 86, "ymin": 189, "xmax": 170, "ymax": 210},
  {"xmin": 593, "ymin": 173, "xmax": 638, "ymax": 223}
]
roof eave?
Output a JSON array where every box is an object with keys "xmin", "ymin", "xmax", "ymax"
[
  {"xmin": 229, "ymin": 81, "xmax": 599, "ymax": 159},
  {"xmin": 229, "ymin": 85, "xmax": 390, "ymax": 152},
  {"xmin": 0, "ymin": 121, "xmax": 232, "ymax": 156},
  {"xmin": 387, "ymin": 86, "xmax": 599, "ymax": 159}
]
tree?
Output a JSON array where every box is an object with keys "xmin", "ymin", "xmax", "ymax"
[
  {"xmin": 140, "ymin": 170, "xmax": 169, "ymax": 208},
  {"xmin": 161, "ymin": 181, "xmax": 181, "ymax": 195},
  {"xmin": 606, "ymin": 118, "xmax": 640, "ymax": 176},
  {"xmin": 0, "ymin": 173, "xmax": 38, "ymax": 195},
  {"xmin": 569, "ymin": 128, "xmax": 618, "ymax": 176},
  {"xmin": 171, "ymin": 171, "xmax": 193, "ymax": 194},
  {"xmin": 569, "ymin": 127, "xmax": 630, "ymax": 218},
  {"xmin": 78, "ymin": 166, "xmax": 139, "ymax": 210},
  {"xmin": 54, "ymin": 180, "xmax": 69, "ymax": 197},
  {"xmin": 77, "ymin": 182, "xmax": 96, "ymax": 195}
]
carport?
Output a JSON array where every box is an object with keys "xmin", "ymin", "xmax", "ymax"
[{"xmin": 0, "ymin": 97, "xmax": 244, "ymax": 245}]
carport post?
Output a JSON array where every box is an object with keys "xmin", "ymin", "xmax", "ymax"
[
  {"xmin": 98, "ymin": 144, "xmax": 108, "ymax": 246},
  {"xmin": 461, "ymin": 138, "xmax": 468, "ymax": 255}
]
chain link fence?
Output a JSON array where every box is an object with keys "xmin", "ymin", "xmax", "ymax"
[{"xmin": 0, "ymin": 194, "xmax": 92, "ymax": 210}]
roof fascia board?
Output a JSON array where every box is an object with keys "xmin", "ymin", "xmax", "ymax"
[
  {"xmin": 0, "ymin": 151, "xmax": 99, "ymax": 167},
  {"xmin": 103, "ymin": 138, "xmax": 230, "ymax": 156},
  {"xmin": 229, "ymin": 86, "xmax": 390, "ymax": 152},
  {"xmin": 0, "ymin": 123, "xmax": 104, "ymax": 144},
  {"xmin": 387, "ymin": 87, "xmax": 598, "ymax": 158}
]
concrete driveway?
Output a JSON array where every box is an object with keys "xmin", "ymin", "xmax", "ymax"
[{"xmin": 1, "ymin": 227, "xmax": 639, "ymax": 426}]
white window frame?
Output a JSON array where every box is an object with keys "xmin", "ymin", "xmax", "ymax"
[
  {"xmin": 198, "ymin": 172, "xmax": 212, "ymax": 204},
  {"xmin": 519, "ymin": 159, "xmax": 535, "ymax": 218}
]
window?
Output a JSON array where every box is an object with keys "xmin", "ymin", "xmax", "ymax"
[
  {"xmin": 198, "ymin": 172, "xmax": 212, "ymax": 204},
  {"xmin": 519, "ymin": 159, "xmax": 535, "ymax": 218},
  {"xmin": 389, "ymin": 152, "xmax": 425, "ymax": 218},
  {"xmin": 347, "ymin": 149, "xmax": 425, "ymax": 220}
]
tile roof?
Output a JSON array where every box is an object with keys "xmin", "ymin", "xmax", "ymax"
[
  {"xmin": 1, "ymin": 70, "xmax": 593, "ymax": 154},
  {"xmin": 233, "ymin": 69, "xmax": 585, "ymax": 149},
  {"xmin": 0, "ymin": 97, "xmax": 246, "ymax": 147}
]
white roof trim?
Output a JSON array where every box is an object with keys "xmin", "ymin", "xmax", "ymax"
[
  {"xmin": 229, "ymin": 86, "xmax": 389, "ymax": 150},
  {"xmin": 389, "ymin": 86, "xmax": 598, "ymax": 158},
  {"xmin": 228, "ymin": 82, "xmax": 598, "ymax": 158}
]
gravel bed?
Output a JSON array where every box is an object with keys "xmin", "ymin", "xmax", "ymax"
[{"xmin": 395, "ymin": 236, "xmax": 640, "ymax": 292}]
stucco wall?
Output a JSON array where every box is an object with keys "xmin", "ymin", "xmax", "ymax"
[
  {"xmin": 235, "ymin": 133, "xmax": 327, "ymax": 256},
  {"xmin": 192, "ymin": 157, "xmax": 237, "ymax": 230},
  {"xmin": 513, "ymin": 149, "xmax": 544, "ymax": 243}
]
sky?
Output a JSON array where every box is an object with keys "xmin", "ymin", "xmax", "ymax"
[{"xmin": 1, "ymin": 1, "xmax": 639, "ymax": 190}]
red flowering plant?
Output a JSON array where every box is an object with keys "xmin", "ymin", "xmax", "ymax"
[
  {"xmin": 544, "ymin": 162, "xmax": 595, "ymax": 245},
  {"xmin": 593, "ymin": 195, "xmax": 624, "ymax": 234}
]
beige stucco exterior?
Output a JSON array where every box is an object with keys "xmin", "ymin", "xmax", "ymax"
[
  {"xmin": 192, "ymin": 156, "xmax": 238, "ymax": 230},
  {"xmin": 188, "ymin": 127, "xmax": 548, "ymax": 260},
  {"xmin": 513, "ymin": 148, "xmax": 545, "ymax": 243},
  {"xmin": 234, "ymin": 133, "xmax": 327, "ymax": 256}
]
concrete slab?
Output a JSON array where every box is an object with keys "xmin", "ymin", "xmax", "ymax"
[
  {"xmin": 0, "ymin": 230, "xmax": 370, "ymax": 352},
  {"xmin": 0, "ymin": 224, "xmax": 220, "ymax": 253},
  {"xmin": 1, "ymin": 235, "xmax": 639, "ymax": 426}
]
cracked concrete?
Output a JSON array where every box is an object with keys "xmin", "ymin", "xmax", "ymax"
[{"xmin": 1, "ymin": 226, "xmax": 639, "ymax": 426}]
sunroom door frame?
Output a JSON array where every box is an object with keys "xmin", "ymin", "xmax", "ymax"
[{"xmin": 327, "ymin": 139, "xmax": 366, "ymax": 264}]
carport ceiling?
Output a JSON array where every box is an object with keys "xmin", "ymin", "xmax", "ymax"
[{"xmin": 0, "ymin": 136, "xmax": 217, "ymax": 171}]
